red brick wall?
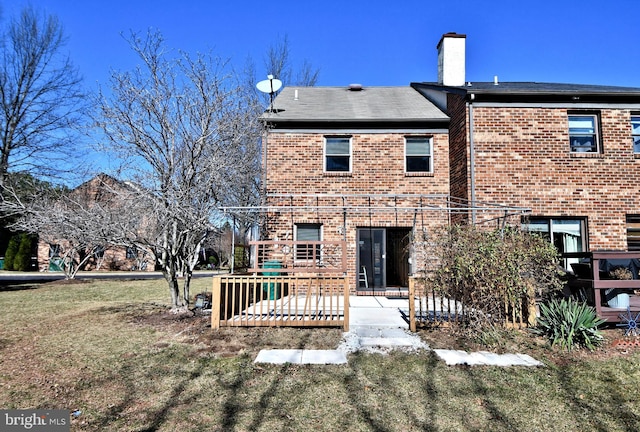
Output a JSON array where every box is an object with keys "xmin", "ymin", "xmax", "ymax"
[
  {"xmin": 264, "ymin": 131, "xmax": 451, "ymax": 291},
  {"xmin": 448, "ymin": 94, "xmax": 469, "ymax": 200},
  {"xmin": 467, "ymin": 105, "xmax": 639, "ymax": 250},
  {"xmin": 265, "ymin": 132, "xmax": 450, "ymax": 195}
]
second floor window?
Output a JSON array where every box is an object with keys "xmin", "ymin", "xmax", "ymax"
[
  {"xmin": 405, "ymin": 137, "xmax": 433, "ymax": 173},
  {"xmin": 568, "ymin": 114, "xmax": 599, "ymax": 153},
  {"xmin": 631, "ymin": 116, "xmax": 640, "ymax": 153},
  {"xmin": 325, "ymin": 137, "xmax": 351, "ymax": 172}
]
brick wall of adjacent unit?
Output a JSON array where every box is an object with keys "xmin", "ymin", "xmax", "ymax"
[
  {"xmin": 264, "ymin": 131, "xmax": 451, "ymax": 291},
  {"xmin": 455, "ymin": 103, "xmax": 640, "ymax": 251},
  {"xmin": 447, "ymin": 93, "xmax": 470, "ymax": 224}
]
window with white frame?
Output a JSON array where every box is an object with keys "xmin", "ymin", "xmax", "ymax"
[
  {"xmin": 568, "ymin": 114, "xmax": 599, "ymax": 153},
  {"xmin": 295, "ymin": 223, "xmax": 322, "ymax": 260},
  {"xmin": 631, "ymin": 116, "xmax": 640, "ymax": 153},
  {"xmin": 405, "ymin": 136, "xmax": 433, "ymax": 173},
  {"xmin": 324, "ymin": 137, "xmax": 351, "ymax": 172}
]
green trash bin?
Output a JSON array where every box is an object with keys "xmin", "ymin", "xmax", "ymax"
[
  {"xmin": 262, "ymin": 260, "xmax": 283, "ymax": 300},
  {"xmin": 0, "ymin": 257, "xmax": 4, "ymax": 270},
  {"xmin": 49, "ymin": 257, "xmax": 64, "ymax": 272}
]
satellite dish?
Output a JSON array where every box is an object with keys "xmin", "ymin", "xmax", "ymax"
[{"xmin": 256, "ymin": 75, "xmax": 283, "ymax": 112}]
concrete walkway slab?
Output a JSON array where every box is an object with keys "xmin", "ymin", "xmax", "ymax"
[
  {"xmin": 301, "ymin": 350, "xmax": 347, "ymax": 365},
  {"xmin": 254, "ymin": 349, "xmax": 347, "ymax": 365},
  {"xmin": 254, "ymin": 349, "xmax": 302, "ymax": 364},
  {"xmin": 348, "ymin": 296, "xmax": 382, "ymax": 307},
  {"xmin": 434, "ymin": 349, "xmax": 544, "ymax": 367}
]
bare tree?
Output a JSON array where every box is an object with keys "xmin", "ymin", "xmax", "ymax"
[
  {"xmin": 264, "ymin": 34, "xmax": 319, "ymax": 87},
  {"xmin": 2, "ymin": 174, "xmax": 130, "ymax": 279},
  {"xmin": 94, "ymin": 30, "xmax": 262, "ymax": 310},
  {"xmin": 0, "ymin": 5, "xmax": 85, "ymax": 186}
]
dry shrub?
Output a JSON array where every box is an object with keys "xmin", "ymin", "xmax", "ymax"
[{"xmin": 418, "ymin": 225, "xmax": 563, "ymax": 335}]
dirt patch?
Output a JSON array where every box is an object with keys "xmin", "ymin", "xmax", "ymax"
[
  {"xmin": 129, "ymin": 307, "xmax": 344, "ymax": 357},
  {"xmin": 126, "ymin": 305, "xmax": 640, "ymax": 364}
]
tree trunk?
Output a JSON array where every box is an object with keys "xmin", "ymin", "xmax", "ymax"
[
  {"xmin": 163, "ymin": 260, "xmax": 182, "ymax": 309},
  {"xmin": 182, "ymin": 270, "xmax": 192, "ymax": 307}
]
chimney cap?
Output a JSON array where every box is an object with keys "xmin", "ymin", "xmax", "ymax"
[
  {"xmin": 437, "ymin": 32, "xmax": 466, "ymax": 49},
  {"xmin": 348, "ymin": 83, "xmax": 363, "ymax": 91}
]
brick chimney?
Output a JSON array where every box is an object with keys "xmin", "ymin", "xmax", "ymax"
[{"xmin": 437, "ymin": 33, "xmax": 466, "ymax": 86}]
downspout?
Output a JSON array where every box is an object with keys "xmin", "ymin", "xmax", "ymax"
[{"xmin": 468, "ymin": 94, "xmax": 476, "ymax": 224}]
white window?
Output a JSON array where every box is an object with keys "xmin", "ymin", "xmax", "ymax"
[
  {"xmin": 295, "ymin": 223, "xmax": 322, "ymax": 260},
  {"xmin": 568, "ymin": 114, "xmax": 599, "ymax": 153},
  {"xmin": 631, "ymin": 116, "xmax": 640, "ymax": 153},
  {"xmin": 324, "ymin": 137, "xmax": 351, "ymax": 172},
  {"xmin": 405, "ymin": 137, "xmax": 432, "ymax": 173}
]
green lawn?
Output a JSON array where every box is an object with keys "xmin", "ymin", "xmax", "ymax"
[{"xmin": 1, "ymin": 277, "xmax": 639, "ymax": 431}]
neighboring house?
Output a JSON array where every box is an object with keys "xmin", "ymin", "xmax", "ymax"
[
  {"xmin": 413, "ymin": 33, "xmax": 640, "ymax": 270},
  {"xmin": 36, "ymin": 174, "xmax": 155, "ymax": 272},
  {"xmin": 261, "ymin": 33, "xmax": 640, "ymax": 294}
]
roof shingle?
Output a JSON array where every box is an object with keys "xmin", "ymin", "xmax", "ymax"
[{"xmin": 261, "ymin": 86, "xmax": 448, "ymax": 122}]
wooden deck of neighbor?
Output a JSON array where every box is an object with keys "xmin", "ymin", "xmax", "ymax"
[{"xmin": 567, "ymin": 251, "xmax": 640, "ymax": 324}]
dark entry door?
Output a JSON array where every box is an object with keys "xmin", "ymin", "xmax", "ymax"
[
  {"xmin": 358, "ymin": 228, "xmax": 385, "ymax": 289},
  {"xmin": 358, "ymin": 228, "xmax": 411, "ymax": 291},
  {"xmin": 386, "ymin": 228, "xmax": 410, "ymax": 287}
]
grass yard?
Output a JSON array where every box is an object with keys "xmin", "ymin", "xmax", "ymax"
[{"xmin": 1, "ymin": 277, "xmax": 639, "ymax": 431}]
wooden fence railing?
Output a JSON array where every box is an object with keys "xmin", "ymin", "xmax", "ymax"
[
  {"xmin": 408, "ymin": 277, "xmax": 463, "ymax": 332},
  {"xmin": 567, "ymin": 251, "xmax": 640, "ymax": 323},
  {"xmin": 211, "ymin": 274, "xmax": 349, "ymax": 331}
]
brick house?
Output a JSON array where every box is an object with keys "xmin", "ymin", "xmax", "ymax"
[
  {"xmin": 260, "ymin": 33, "xmax": 640, "ymax": 295},
  {"xmin": 261, "ymin": 86, "xmax": 451, "ymax": 294},
  {"xmin": 413, "ymin": 33, "xmax": 640, "ymax": 270},
  {"xmin": 36, "ymin": 174, "xmax": 155, "ymax": 272}
]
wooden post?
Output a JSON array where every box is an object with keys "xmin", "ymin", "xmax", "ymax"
[
  {"xmin": 211, "ymin": 276, "xmax": 222, "ymax": 329},
  {"xmin": 527, "ymin": 284, "xmax": 537, "ymax": 327},
  {"xmin": 409, "ymin": 277, "xmax": 416, "ymax": 332},
  {"xmin": 343, "ymin": 277, "xmax": 349, "ymax": 332}
]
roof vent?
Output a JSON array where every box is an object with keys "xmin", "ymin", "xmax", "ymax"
[{"xmin": 348, "ymin": 83, "xmax": 363, "ymax": 91}]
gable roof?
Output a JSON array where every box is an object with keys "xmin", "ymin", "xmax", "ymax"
[{"xmin": 261, "ymin": 86, "xmax": 448, "ymax": 126}]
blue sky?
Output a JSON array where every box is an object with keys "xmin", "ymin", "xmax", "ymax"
[{"xmin": 5, "ymin": 0, "xmax": 640, "ymax": 91}]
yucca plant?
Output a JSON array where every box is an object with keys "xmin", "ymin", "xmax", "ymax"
[{"xmin": 533, "ymin": 297, "xmax": 605, "ymax": 351}]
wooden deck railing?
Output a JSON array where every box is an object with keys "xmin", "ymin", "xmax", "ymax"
[
  {"xmin": 247, "ymin": 240, "xmax": 347, "ymax": 273},
  {"xmin": 568, "ymin": 251, "xmax": 640, "ymax": 323},
  {"xmin": 211, "ymin": 274, "xmax": 349, "ymax": 331}
]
